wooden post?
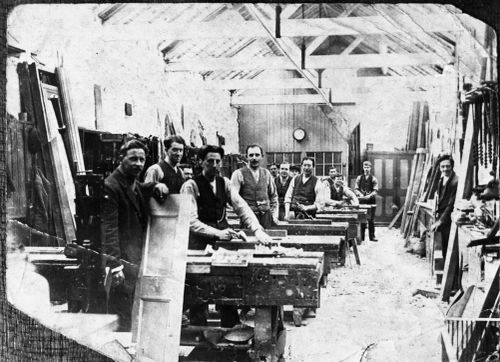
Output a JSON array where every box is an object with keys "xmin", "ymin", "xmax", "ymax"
[
  {"xmin": 94, "ymin": 84, "xmax": 104, "ymax": 130},
  {"xmin": 441, "ymin": 108, "xmax": 476, "ymax": 302},
  {"xmin": 132, "ymin": 195, "xmax": 191, "ymax": 362},
  {"xmin": 55, "ymin": 67, "xmax": 85, "ymax": 174}
]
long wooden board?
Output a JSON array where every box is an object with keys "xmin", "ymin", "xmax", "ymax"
[{"xmin": 132, "ymin": 195, "xmax": 191, "ymax": 362}]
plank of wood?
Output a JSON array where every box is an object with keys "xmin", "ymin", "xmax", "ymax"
[
  {"xmin": 55, "ymin": 67, "xmax": 85, "ymax": 174},
  {"xmin": 388, "ymin": 207, "xmax": 404, "ymax": 229},
  {"xmin": 93, "ymin": 84, "xmax": 104, "ymax": 130},
  {"xmin": 131, "ymin": 195, "xmax": 191, "ymax": 362}
]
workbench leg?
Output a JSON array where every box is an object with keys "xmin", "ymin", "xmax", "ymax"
[{"xmin": 253, "ymin": 306, "xmax": 285, "ymax": 362}]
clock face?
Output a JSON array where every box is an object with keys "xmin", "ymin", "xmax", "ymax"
[{"xmin": 293, "ymin": 128, "xmax": 306, "ymax": 141}]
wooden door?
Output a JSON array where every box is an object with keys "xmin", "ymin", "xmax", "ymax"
[{"xmin": 367, "ymin": 151, "xmax": 414, "ymax": 223}]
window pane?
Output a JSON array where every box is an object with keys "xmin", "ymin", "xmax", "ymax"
[
  {"xmin": 294, "ymin": 153, "xmax": 301, "ymax": 164},
  {"xmin": 334, "ymin": 152, "xmax": 342, "ymax": 163},
  {"xmin": 306, "ymin": 152, "xmax": 314, "ymax": 158},
  {"xmin": 276, "ymin": 154, "xmax": 283, "ymax": 164},
  {"xmin": 400, "ymin": 159, "xmax": 409, "ymax": 189},
  {"xmin": 317, "ymin": 153, "xmax": 324, "ymax": 163},
  {"xmin": 325, "ymin": 152, "xmax": 332, "ymax": 163},
  {"xmin": 385, "ymin": 159, "xmax": 393, "ymax": 188},
  {"xmin": 385, "ymin": 196, "xmax": 393, "ymax": 215},
  {"xmin": 316, "ymin": 165, "xmax": 322, "ymax": 176}
]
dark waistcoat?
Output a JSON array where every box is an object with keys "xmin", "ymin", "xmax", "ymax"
[
  {"xmin": 158, "ymin": 160, "xmax": 184, "ymax": 194},
  {"xmin": 292, "ymin": 175, "xmax": 318, "ymax": 206},
  {"xmin": 275, "ymin": 176, "xmax": 291, "ymax": 204},
  {"xmin": 194, "ymin": 175, "xmax": 228, "ymax": 227},
  {"xmin": 358, "ymin": 175, "xmax": 375, "ymax": 194}
]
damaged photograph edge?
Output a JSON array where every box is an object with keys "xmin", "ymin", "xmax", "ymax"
[{"xmin": 1, "ymin": 0, "xmax": 499, "ymax": 361}]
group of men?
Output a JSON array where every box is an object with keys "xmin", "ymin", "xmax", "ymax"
[{"xmin": 100, "ymin": 136, "xmax": 381, "ymax": 330}]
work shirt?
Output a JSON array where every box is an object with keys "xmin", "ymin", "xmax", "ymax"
[
  {"xmin": 284, "ymin": 174, "xmax": 326, "ymax": 210},
  {"xmin": 181, "ymin": 176, "xmax": 264, "ymax": 239},
  {"xmin": 326, "ymin": 183, "xmax": 360, "ymax": 206},
  {"xmin": 144, "ymin": 159, "xmax": 184, "ymax": 193}
]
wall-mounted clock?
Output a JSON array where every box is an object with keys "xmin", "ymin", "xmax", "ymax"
[{"xmin": 293, "ymin": 127, "xmax": 306, "ymax": 142}]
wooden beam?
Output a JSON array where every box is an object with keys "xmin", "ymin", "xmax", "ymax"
[
  {"xmin": 101, "ymin": 15, "xmax": 462, "ymax": 41},
  {"xmin": 199, "ymin": 75, "xmax": 444, "ymax": 90},
  {"xmin": 165, "ymin": 53, "xmax": 451, "ymax": 72},
  {"xmin": 341, "ymin": 36, "xmax": 366, "ymax": 55},
  {"xmin": 231, "ymin": 94, "xmax": 351, "ymax": 105}
]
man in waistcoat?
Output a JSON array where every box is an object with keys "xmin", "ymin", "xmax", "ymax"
[
  {"xmin": 431, "ymin": 154, "xmax": 458, "ymax": 259},
  {"xmin": 144, "ymin": 135, "xmax": 185, "ymax": 196},
  {"xmin": 181, "ymin": 145, "xmax": 272, "ymax": 327},
  {"xmin": 101, "ymin": 139, "xmax": 168, "ymax": 331},
  {"xmin": 231, "ymin": 144, "xmax": 279, "ymax": 228},
  {"xmin": 284, "ymin": 157, "xmax": 326, "ymax": 219},
  {"xmin": 355, "ymin": 161, "xmax": 379, "ymax": 241},
  {"xmin": 325, "ymin": 173, "xmax": 359, "ymax": 207},
  {"xmin": 275, "ymin": 162, "xmax": 292, "ymax": 220}
]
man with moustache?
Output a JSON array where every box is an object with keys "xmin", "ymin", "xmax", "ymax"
[
  {"xmin": 231, "ymin": 144, "xmax": 279, "ymax": 228},
  {"xmin": 431, "ymin": 154, "xmax": 458, "ymax": 259},
  {"xmin": 275, "ymin": 162, "xmax": 292, "ymax": 220},
  {"xmin": 181, "ymin": 145, "xmax": 272, "ymax": 327},
  {"xmin": 284, "ymin": 157, "xmax": 326, "ymax": 219},
  {"xmin": 144, "ymin": 135, "xmax": 186, "ymax": 196},
  {"xmin": 101, "ymin": 139, "xmax": 168, "ymax": 331}
]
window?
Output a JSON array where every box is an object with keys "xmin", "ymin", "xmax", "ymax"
[
  {"xmin": 266, "ymin": 152, "xmax": 302, "ymax": 167},
  {"xmin": 306, "ymin": 152, "xmax": 343, "ymax": 176}
]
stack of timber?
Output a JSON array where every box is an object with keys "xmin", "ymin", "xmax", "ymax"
[
  {"xmin": 15, "ymin": 62, "xmax": 85, "ymax": 243},
  {"xmin": 400, "ymin": 148, "xmax": 428, "ymax": 244}
]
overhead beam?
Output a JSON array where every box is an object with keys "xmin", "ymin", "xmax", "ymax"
[
  {"xmin": 231, "ymin": 94, "xmax": 355, "ymax": 105},
  {"xmin": 340, "ymin": 36, "xmax": 366, "ymax": 55},
  {"xmin": 164, "ymin": 53, "xmax": 452, "ymax": 72},
  {"xmin": 101, "ymin": 15, "xmax": 462, "ymax": 41},
  {"xmin": 198, "ymin": 75, "xmax": 446, "ymax": 91},
  {"xmin": 232, "ymin": 90, "xmax": 436, "ymax": 105}
]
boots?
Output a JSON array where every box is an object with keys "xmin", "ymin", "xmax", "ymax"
[{"xmin": 368, "ymin": 221, "xmax": 378, "ymax": 242}]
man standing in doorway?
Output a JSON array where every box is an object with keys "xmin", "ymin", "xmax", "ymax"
[
  {"xmin": 181, "ymin": 145, "xmax": 272, "ymax": 327},
  {"xmin": 231, "ymin": 144, "xmax": 279, "ymax": 228},
  {"xmin": 431, "ymin": 154, "xmax": 458, "ymax": 259},
  {"xmin": 275, "ymin": 162, "xmax": 292, "ymax": 220},
  {"xmin": 355, "ymin": 161, "xmax": 379, "ymax": 241},
  {"xmin": 284, "ymin": 157, "xmax": 325, "ymax": 219},
  {"xmin": 144, "ymin": 135, "xmax": 186, "ymax": 195},
  {"xmin": 101, "ymin": 139, "xmax": 168, "ymax": 331}
]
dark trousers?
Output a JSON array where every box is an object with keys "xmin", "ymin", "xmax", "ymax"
[
  {"xmin": 241, "ymin": 209, "xmax": 274, "ymax": 229},
  {"xmin": 438, "ymin": 224, "xmax": 451, "ymax": 260},
  {"xmin": 278, "ymin": 205, "xmax": 285, "ymax": 221},
  {"xmin": 360, "ymin": 205, "xmax": 376, "ymax": 240},
  {"xmin": 109, "ymin": 284, "xmax": 134, "ymax": 331}
]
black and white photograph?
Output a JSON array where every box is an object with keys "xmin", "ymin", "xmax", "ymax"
[{"xmin": 3, "ymin": 2, "xmax": 500, "ymax": 361}]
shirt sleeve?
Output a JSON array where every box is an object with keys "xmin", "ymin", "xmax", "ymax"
[
  {"xmin": 284, "ymin": 177, "xmax": 296, "ymax": 204},
  {"xmin": 371, "ymin": 176, "xmax": 379, "ymax": 192},
  {"xmin": 344, "ymin": 187, "xmax": 360, "ymax": 206},
  {"xmin": 225, "ymin": 178, "xmax": 263, "ymax": 233},
  {"xmin": 144, "ymin": 164, "xmax": 164, "ymax": 184},
  {"xmin": 230, "ymin": 169, "xmax": 243, "ymax": 194},
  {"xmin": 266, "ymin": 171, "xmax": 279, "ymax": 220},
  {"xmin": 314, "ymin": 179, "xmax": 326, "ymax": 211},
  {"xmin": 180, "ymin": 180, "xmax": 221, "ymax": 238}
]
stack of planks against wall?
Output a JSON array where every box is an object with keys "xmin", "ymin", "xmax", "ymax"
[
  {"xmin": 13, "ymin": 61, "xmax": 84, "ymax": 245},
  {"xmin": 391, "ymin": 101, "xmax": 431, "ymax": 233}
]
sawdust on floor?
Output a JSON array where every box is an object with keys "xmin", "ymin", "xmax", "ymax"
[{"xmin": 285, "ymin": 227, "xmax": 445, "ymax": 362}]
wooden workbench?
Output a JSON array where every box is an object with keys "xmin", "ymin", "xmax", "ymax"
[{"xmin": 184, "ymin": 251, "xmax": 323, "ymax": 361}]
